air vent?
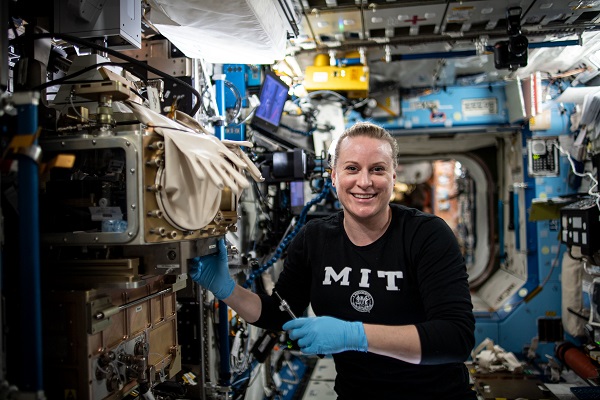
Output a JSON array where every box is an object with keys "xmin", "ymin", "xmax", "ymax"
[
  {"xmin": 496, "ymin": 18, "xmax": 507, "ymax": 30},
  {"xmin": 469, "ymin": 21, "xmax": 490, "ymax": 32},
  {"xmin": 419, "ymin": 24, "xmax": 436, "ymax": 34},
  {"xmin": 538, "ymin": 318, "xmax": 564, "ymax": 342},
  {"xmin": 547, "ymin": 14, "xmax": 570, "ymax": 24},
  {"xmin": 394, "ymin": 26, "xmax": 411, "ymax": 37},
  {"xmin": 306, "ymin": 0, "xmax": 328, "ymax": 8},
  {"xmin": 369, "ymin": 28, "xmax": 387, "ymax": 38},
  {"xmin": 444, "ymin": 22, "xmax": 462, "ymax": 33},
  {"xmin": 574, "ymin": 11, "xmax": 600, "ymax": 23},
  {"xmin": 523, "ymin": 15, "xmax": 545, "ymax": 25}
]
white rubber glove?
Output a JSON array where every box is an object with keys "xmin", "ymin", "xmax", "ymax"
[
  {"xmin": 163, "ymin": 131, "xmax": 250, "ymax": 195},
  {"xmin": 124, "ymin": 101, "xmax": 220, "ymax": 229},
  {"xmin": 221, "ymin": 139, "xmax": 265, "ymax": 183},
  {"xmin": 158, "ymin": 129, "xmax": 220, "ymax": 231},
  {"xmin": 125, "ymin": 101, "xmax": 180, "ymax": 133},
  {"xmin": 126, "ymin": 102, "xmax": 255, "ymax": 196},
  {"xmin": 126, "ymin": 101, "xmax": 258, "ymax": 193},
  {"xmin": 124, "ymin": 102, "xmax": 249, "ymax": 230},
  {"xmin": 126, "ymin": 101, "xmax": 263, "ymax": 185}
]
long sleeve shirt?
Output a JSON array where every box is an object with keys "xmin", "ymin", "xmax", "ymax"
[{"xmin": 254, "ymin": 204, "xmax": 476, "ymax": 399}]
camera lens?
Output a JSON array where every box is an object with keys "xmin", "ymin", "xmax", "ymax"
[{"xmin": 509, "ymin": 35, "xmax": 528, "ymax": 57}]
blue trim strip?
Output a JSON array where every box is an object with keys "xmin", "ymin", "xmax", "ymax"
[
  {"xmin": 218, "ymin": 300, "xmax": 231, "ymax": 385},
  {"xmin": 215, "ymin": 76, "xmax": 226, "ymax": 140},
  {"xmin": 16, "ymin": 94, "xmax": 43, "ymax": 393},
  {"xmin": 513, "ymin": 190, "xmax": 520, "ymax": 251},
  {"xmin": 498, "ymin": 200, "xmax": 505, "ymax": 259}
]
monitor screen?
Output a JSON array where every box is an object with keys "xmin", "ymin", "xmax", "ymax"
[
  {"xmin": 290, "ymin": 180, "xmax": 305, "ymax": 214},
  {"xmin": 250, "ymin": 70, "xmax": 289, "ymax": 135}
]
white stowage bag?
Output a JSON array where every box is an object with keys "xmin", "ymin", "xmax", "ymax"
[
  {"xmin": 125, "ymin": 101, "xmax": 263, "ymax": 231},
  {"xmin": 144, "ymin": 0, "xmax": 287, "ymax": 64}
]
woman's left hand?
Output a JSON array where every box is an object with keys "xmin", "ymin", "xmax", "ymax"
[{"xmin": 283, "ymin": 316, "xmax": 368, "ymax": 355}]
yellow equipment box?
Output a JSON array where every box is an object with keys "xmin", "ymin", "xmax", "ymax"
[{"xmin": 303, "ymin": 65, "xmax": 369, "ymax": 98}]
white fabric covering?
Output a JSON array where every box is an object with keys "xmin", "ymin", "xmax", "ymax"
[
  {"xmin": 562, "ymin": 252, "xmax": 586, "ymax": 338},
  {"xmin": 145, "ymin": 0, "xmax": 288, "ymax": 64},
  {"xmin": 125, "ymin": 101, "xmax": 263, "ymax": 230}
]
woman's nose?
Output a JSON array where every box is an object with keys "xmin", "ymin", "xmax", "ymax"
[{"xmin": 357, "ymin": 170, "xmax": 372, "ymax": 187}]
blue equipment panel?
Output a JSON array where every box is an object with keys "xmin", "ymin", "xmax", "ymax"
[
  {"xmin": 223, "ymin": 64, "xmax": 248, "ymax": 108},
  {"xmin": 360, "ymin": 84, "xmax": 510, "ymax": 130},
  {"xmin": 224, "ymin": 124, "xmax": 245, "ymax": 141},
  {"xmin": 473, "ymin": 110, "xmax": 571, "ymax": 355}
]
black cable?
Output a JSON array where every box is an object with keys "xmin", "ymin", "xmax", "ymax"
[
  {"xmin": 279, "ymin": 122, "xmax": 311, "ymax": 136},
  {"xmin": 567, "ymin": 307, "xmax": 589, "ymax": 321},
  {"xmin": 199, "ymin": 85, "xmax": 216, "ymax": 117},
  {"xmin": 115, "ymin": 120, "xmax": 142, "ymax": 126},
  {"xmin": 146, "ymin": 125, "xmax": 192, "ymax": 133},
  {"xmin": 44, "ymin": 78, "xmax": 106, "ymax": 87},
  {"xmin": 33, "ymin": 61, "xmax": 146, "ymax": 91},
  {"xmin": 231, "ymin": 363, "xmax": 256, "ymax": 400},
  {"xmin": 11, "ymin": 32, "xmax": 202, "ymax": 116},
  {"xmin": 567, "ymin": 247, "xmax": 585, "ymax": 262}
]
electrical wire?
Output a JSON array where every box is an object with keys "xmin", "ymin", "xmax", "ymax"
[
  {"xmin": 69, "ymin": 93, "xmax": 92, "ymax": 122},
  {"xmin": 32, "ymin": 61, "xmax": 146, "ymax": 92},
  {"xmin": 495, "ymin": 242, "xmax": 564, "ymax": 313},
  {"xmin": 278, "ymin": 359, "xmax": 300, "ymax": 385},
  {"xmin": 587, "ymin": 277, "xmax": 600, "ymax": 327},
  {"xmin": 293, "ymin": 90, "xmax": 349, "ymax": 104},
  {"xmin": 12, "ymin": 32, "xmax": 203, "ymax": 116},
  {"xmin": 142, "ymin": 125, "xmax": 193, "ymax": 133},
  {"xmin": 243, "ymin": 178, "xmax": 332, "ymax": 288},
  {"xmin": 554, "ymin": 143, "xmax": 600, "ymax": 211},
  {"xmin": 279, "ymin": 122, "xmax": 312, "ymax": 136},
  {"xmin": 224, "ymin": 80, "xmax": 243, "ymax": 122},
  {"xmin": 232, "ymin": 106, "xmax": 257, "ymax": 127}
]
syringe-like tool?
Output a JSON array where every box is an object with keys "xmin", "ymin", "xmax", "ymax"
[
  {"xmin": 273, "ymin": 289, "xmax": 324, "ymax": 358},
  {"xmin": 273, "ymin": 289, "xmax": 296, "ymax": 319}
]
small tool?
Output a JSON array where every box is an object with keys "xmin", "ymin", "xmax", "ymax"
[
  {"xmin": 273, "ymin": 289, "xmax": 297, "ymax": 319},
  {"xmin": 273, "ymin": 289, "xmax": 324, "ymax": 358}
]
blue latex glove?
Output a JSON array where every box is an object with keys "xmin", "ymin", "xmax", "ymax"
[
  {"xmin": 188, "ymin": 238, "xmax": 235, "ymax": 300},
  {"xmin": 282, "ymin": 316, "xmax": 368, "ymax": 355}
]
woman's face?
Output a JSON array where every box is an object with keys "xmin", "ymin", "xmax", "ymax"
[{"xmin": 332, "ymin": 135, "xmax": 396, "ymax": 224}]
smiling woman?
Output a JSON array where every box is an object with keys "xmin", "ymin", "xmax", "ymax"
[
  {"xmin": 331, "ymin": 123, "xmax": 398, "ymax": 245},
  {"xmin": 189, "ymin": 120, "xmax": 476, "ymax": 399}
]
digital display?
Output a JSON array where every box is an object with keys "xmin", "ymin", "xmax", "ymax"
[
  {"xmin": 251, "ymin": 70, "xmax": 289, "ymax": 135},
  {"xmin": 290, "ymin": 181, "xmax": 304, "ymax": 209}
]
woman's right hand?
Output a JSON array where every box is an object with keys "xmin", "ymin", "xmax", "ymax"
[{"xmin": 188, "ymin": 238, "xmax": 235, "ymax": 300}]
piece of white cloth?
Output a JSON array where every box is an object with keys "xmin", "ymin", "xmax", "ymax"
[
  {"xmin": 222, "ymin": 139, "xmax": 264, "ymax": 183},
  {"xmin": 124, "ymin": 101, "xmax": 264, "ymax": 230},
  {"xmin": 145, "ymin": 0, "xmax": 288, "ymax": 64},
  {"xmin": 157, "ymin": 134, "xmax": 220, "ymax": 230},
  {"xmin": 164, "ymin": 131, "xmax": 249, "ymax": 194},
  {"xmin": 562, "ymin": 251, "xmax": 586, "ymax": 337}
]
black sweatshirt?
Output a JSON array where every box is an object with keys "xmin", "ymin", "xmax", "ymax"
[{"xmin": 254, "ymin": 204, "xmax": 476, "ymax": 399}]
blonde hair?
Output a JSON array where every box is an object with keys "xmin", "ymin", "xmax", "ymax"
[{"xmin": 331, "ymin": 122, "xmax": 399, "ymax": 168}]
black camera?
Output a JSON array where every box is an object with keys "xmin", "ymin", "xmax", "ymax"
[{"xmin": 493, "ymin": 7, "xmax": 528, "ymax": 70}]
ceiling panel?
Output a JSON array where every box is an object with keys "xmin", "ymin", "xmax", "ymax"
[
  {"xmin": 293, "ymin": 0, "xmax": 600, "ymax": 90},
  {"xmin": 362, "ymin": 4, "xmax": 446, "ymax": 38}
]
